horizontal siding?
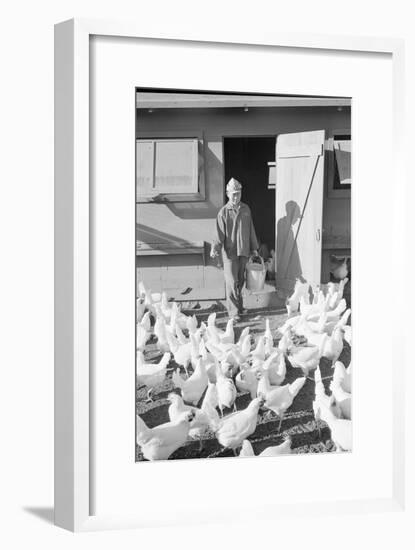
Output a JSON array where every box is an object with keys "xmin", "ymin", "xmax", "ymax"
[{"xmin": 136, "ymin": 265, "xmax": 225, "ymax": 300}]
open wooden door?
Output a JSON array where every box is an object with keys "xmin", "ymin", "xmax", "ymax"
[{"xmin": 275, "ymin": 130, "xmax": 325, "ymax": 295}]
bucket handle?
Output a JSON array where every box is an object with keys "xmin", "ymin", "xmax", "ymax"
[{"xmin": 248, "ymin": 255, "xmax": 265, "ymax": 268}]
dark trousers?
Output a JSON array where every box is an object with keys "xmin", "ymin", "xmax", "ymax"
[{"xmin": 223, "ymin": 256, "xmax": 248, "ymax": 317}]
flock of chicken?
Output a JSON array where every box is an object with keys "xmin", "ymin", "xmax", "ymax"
[{"xmin": 136, "ymin": 279, "xmax": 352, "ymax": 461}]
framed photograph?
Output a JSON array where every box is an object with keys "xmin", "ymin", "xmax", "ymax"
[{"xmin": 55, "ymin": 19, "xmax": 406, "ymax": 531}]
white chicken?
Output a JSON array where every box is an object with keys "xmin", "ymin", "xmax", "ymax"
[
  {"xmin": 167, "ymin": 393, "xmax": 216, "ymax": 439},
  {"xmin": 239, "ymin": 436, "xmax": 292, "ymax": 457},
  {"xmin": 235, "ymin": 365, "xmax": 259, "ymax": 399},
  {"xmin": 314, "ymin": 395, "xmax": 352, "ymax": 451},
  {"xmin": 170, "ymin": 301, "xmax": 189, "ymax": 331},
  {"xmin": 136, "ymin": 311, "xmax": 152, "ymax": 351},
  {"xmin": 292, "ymin": 313, "xmax": 324, "ymax": 336},
  {"xmin": 136, "ymin": 298, "xmax": 146, "ymax": 323},
  {"xmin": 326, "ymin": 298, "xmax": 347, "ymax": 321},
  {"xmin": 343, "ymin": 325, "xmax": 351, "ymax": 346},
  {"xmin": 201, "ymin": 380, "xmax": 220, "ymax": 412},
  {"xmin": 139, "ymin": 310, "xmax": 152, "ymax": 332},
  {"xmin": 299, "ymin": 293, "xmax": 328, "ymax": 319},
  {"xmin": 206, "ymin": 312, "xmax": 224, "ymax": 339},
  {"xmin": 286, "ymin": 281, "xmax": 310, "ymax": 315},
  {"xmin": 294, "ymin": 311, "xmax": 342, "ymax": 337},
  {"xmin": 330, "ymin": 378, "xmax": 351, "ymax": 420},
  {"xmin": 312, "ymin": 365, "xmax": 331, "ymax": 424},
  {"xmin": 153, "ymin": 312, "xmax": 170, "ymax": 353},
  {"xmin": 264, "ymin": 351, "xmax": 286, "ymax": 386},
  {"xmin": 250, "ymin": 336, "xmax": 266, "ymax": 363},
  {"xmin": 286, "ymin": 342, "xmax": 321, "ymax": 377},
  {"xmin": 313, "ymin": 365, "xmax": 350, "ymax": 450},
  {"xmin": 136, "ymin": 325, "xmax": 151, "ymax": 352},
  {"xmin": 159, "ymin": 291, "xmax": 175, "ymax": 321},
  {"xmin": 215, "ymin": 361, "xmax": 237, "ymax": 414},
  {"xmin": 238, "ymin": 333, "xmax": 252, "ymax": 361},
  {"xmin": 197, "ymin": 340, "xmax": 216, "ymax": 377},
  {"xmin": 136, "ymin": 411, "xmax": 195, "ymax": 460},
  {"xmin": 222, "ymin": 347, "xmax": 246, "ymax": 375},
  {"xmin": 186, "ymin": 314, "xmax": 198, "ymax": 335},
  {"xmin": 172, "ymin": 357, "xmax": 208, "ymax": 406},
  {"xmin": 212, "ymin": 396, "xmax": 265, "ymax": 453},
  {"xmin": 219, "ymin": 319, "xmax": 235, "ymax": 345},
  {"xmin": 337, "ymin": 277, "xmax": 348, "ymax": 301},
  {"xmin": 257, "ymin": 370, "xmax": 306, "ymax": 432},
  {"xmin": 237, "ymin": 326, "xmax": 250, "ymax": 346},
  {"xmin": 264, "ymin": 318, "xmax": 274, "ymax": 356},
  {"xmin": 333, "ymin": 360, "xmax": 351, "ymax": 393},
  {"xmin": 278, "ymin": 314, "xmax": 302, "ymax": 335},
  {"xmin": 166, "ymin": 331, "xmax": 199, "ymax": 376},
  {"xmin": 278, "ymin": 330, "xmax": 292, "ymax": 353},
  {"xmin": 175, "ymin": 323, "xmax": 189, "ymax": 345},
  {"xmin": 320, "ymin": 326, "xmax": 344, "ymax": 364},
  {"xmin": 137, "ymin": 282, "xmax": 158, "ymax": 316},
  {"xmin": 136, "ymin": 351, "xmax": 171, "ymax": 402}
]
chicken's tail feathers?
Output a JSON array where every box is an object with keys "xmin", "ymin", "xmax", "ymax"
[
  {"xmin": 239, "ymin": 326, "xmax": 250, "ymax": 341},
  {"xmin": 254, "ymin": 335, "xmax": 265, "ymax": 353},
  {"xmin": 281, "ymin": 433, "xmax": 292, "ymax": 444},
  {"xmin": 175, "ymin": 323, "xmax": 187, "ymax": 344},
  {"xmin": 202, "ymin": 401, "xmax": 221, "ymax": 431},
  {"xmin": 335, "ymin": 298, "xmax": 347, "ymax": 315},
  {"xmin": 318, "ymin": 333, "xmax": 329, "ymax": 356},
  {"xmin": 289, "ymin": 376, "xmax": 307, "ymax": 397},
  {"xmin": 338, "ymin": 308, "xmax": 351, "ymax": 327},
  {"xmin": 189, "ymin": 332, "xmax": 200, "ymax": 355},
  {"xmin": 159, "ymin": 352, "xmax": 171, "ymax": 368},
  {"xmin": 137, "ymin": 281, "xmax": 147, "ymax": 300},
  {"xmin": 172, "ymin": 369, "xmax": 185, "ymax": 389},
  {"xmin": 207, "ymin": 312, "xmax": 216, "ymax": 327},
  {"xmin": 140, "ymin": 310, "xmax": 152, "ymax": 331},
  {"xmin": 166, "ymin": 332, "xmax": 178, "ymax": 353},
  {"xmin": 240, "ymin": 440, "xmax": 255, "ymax": 457},
  {"xmin": 199, "ymin": 339, "xmax": 208, "ymax": 360},
  {"xmin": 161, "ymin": 291, "xmax": 168, "ymax": 308},
  {"xmin": 136, "ymin": 414, "xmax": 151, "ymax": 445}
]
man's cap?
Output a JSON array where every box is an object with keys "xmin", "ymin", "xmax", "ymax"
[{"xmin": 226, "ymin": 178, "xmax": 242, "ymax": 193}]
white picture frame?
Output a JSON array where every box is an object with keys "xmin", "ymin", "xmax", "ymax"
[{"xmin": 54, "ymin": 18, "xmax": 406, "ymax": 532}]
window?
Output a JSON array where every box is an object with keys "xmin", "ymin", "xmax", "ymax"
[
  {"xmin": 136, "ymin": 138, "xmax": 203, "ymax": 201},
  {"xmin": 327, "ymin": 131, "xmax": 351, "ymax": 198},
  {"xmin": 333, "ymin": 134, "xmax": 351, "ymax": 190}
]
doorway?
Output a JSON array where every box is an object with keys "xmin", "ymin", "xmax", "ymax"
[{"xmin": 223, "ymin": 137, "xmax": 276, "ymax": 255}]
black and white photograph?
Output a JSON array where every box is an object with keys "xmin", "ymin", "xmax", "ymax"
[{"xmin": 135, "ymin": 90, "xmax": 351, "ymax": 461}]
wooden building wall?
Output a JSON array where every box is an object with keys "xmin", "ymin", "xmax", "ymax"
[{"xmin": 136, "ymin": 106, "xmax": 351, "ymax": 297}]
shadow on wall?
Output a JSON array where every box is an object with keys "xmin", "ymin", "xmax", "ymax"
[
  {"xmin": 276, "ymin": 201, "xmax": 304, "ymax": 286},
  {"xmin": 136, "ymin": 223, "xmax": 191, "ymax": 247},
  {"xmin": 136, "ymin": 223, "xmax": 221, "ymax": 270}
]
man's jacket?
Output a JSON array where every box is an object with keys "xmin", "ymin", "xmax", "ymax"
[{"xmin": 212, "ymin": 201, "xmax": 259, "ymax": 260}]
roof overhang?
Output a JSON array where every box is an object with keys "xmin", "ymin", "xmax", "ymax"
[{"xmin": 136, "ymin": 93, "xmax": 351, "ymax": 109}]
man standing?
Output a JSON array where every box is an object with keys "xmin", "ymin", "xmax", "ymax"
[{"xmin": 210, "ymin": 178, "xmax": 259, "ymax": 321}]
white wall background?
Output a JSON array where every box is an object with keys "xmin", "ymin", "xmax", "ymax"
[{"xmin": 0, "ymin": 1, "xmax": 413, "ymax": 548}]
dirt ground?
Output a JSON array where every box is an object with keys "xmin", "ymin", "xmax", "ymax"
[{"xmin": 136, "ymin": 304, "xmax": 351, "ymax": 461}]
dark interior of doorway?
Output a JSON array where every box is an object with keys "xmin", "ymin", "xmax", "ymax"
[{"xmin": 224, "ymin": 137, "xmax": 276, "ymax": 255}]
